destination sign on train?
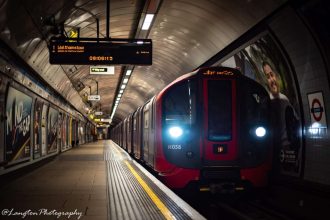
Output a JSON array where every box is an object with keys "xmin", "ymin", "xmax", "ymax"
[
  {"xmin": 202, "ymin": 70, "xmax": 234, "ymax": 76},
  {"xmin": 49, "ymin": 37, "xmax": 152, "ymax": 65}
]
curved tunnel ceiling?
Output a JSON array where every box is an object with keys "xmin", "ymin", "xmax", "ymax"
[{"xmin": 0, "ymin": 0, "xmax": 286, "ymax": 125}]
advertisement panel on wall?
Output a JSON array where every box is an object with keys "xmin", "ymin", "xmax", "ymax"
[
  {"xmin": 57, "ymin": 112, "xmax": 63, "ymax": 150},
  {"xmin": 69, "ymin": 117, "xmax": 72, "ymax": 147},
  {"xmin": 47, "ymin": 107, "xmax": 59, "ymax": 154},
  {"xmin": 33, "ymin": 99, "xmax": 43, "ymax": 159},
  {"xmin": 61, "ymin": 114, "xmax": 67, "ymax": 151},
  {"xmin": 5, "ymin": 86, "xmax": 32, "ymax": 163},
  {"xmin": 219, "ymin": 33, "xmax": 302, "ymax": 177},
  {"xmin": 41, "ymin": 104, "xmax": 48, "ymax": 156}
]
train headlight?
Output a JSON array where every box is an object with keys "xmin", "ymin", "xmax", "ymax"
[
  {"xmin": 169, "ymin": 126, "xmax": 183, "ymax": 138},
  {"xmin": 255, "ymin": 126, "xmax": 266, "ymax": 137}
]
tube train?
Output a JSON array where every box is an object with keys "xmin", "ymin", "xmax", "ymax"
[
  {"xmin": 0, "ymin": 61, "xmax": 96, "ymax": 174},
  {"xmin": 111, "ymin": 66, "xmax": 272, "ymax": 192}
]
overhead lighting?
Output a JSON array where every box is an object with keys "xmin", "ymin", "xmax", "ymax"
[
  {"xmin": 119, "ymin": 89, "xmax": 124, "ymax": 94},
  {"xmin": 126, "ymin": 70, "xmax": 132, "ymax": 76},
  {"xmin": 142, "ymin": 14, "xmax": 154, "ymax": 30},
  {"xmin": 123, "ymin": 78, "xmax": 128, "ymax": 84},
  {"xmin": 118, "ymin": 94, "xmax": 122, "ymax": 97},
  {"xmin": 121, "ymin": 84, "xmax": 126, "ymax": 89}
]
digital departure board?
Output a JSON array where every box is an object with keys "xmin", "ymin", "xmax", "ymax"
[{"xmin": 49, "ymin": 37, "xmax": 152, "ymax": 65}]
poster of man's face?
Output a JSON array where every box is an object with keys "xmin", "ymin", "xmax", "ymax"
[{"xmin": 219, "ymin": 33, "xmax": 302, "ymax": 177}]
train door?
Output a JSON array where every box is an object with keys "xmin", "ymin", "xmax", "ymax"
[
  {"xmin": 123, "ymin": 119, "xmax": 127, "ymax": 150},
  {"xmin": 202, "ymin": 79, "xmax": 238, "ymax": 166},
  {"xmin": 133, "ymin": 108, "xmax": 142, "ymax": 159},
  {"xmin": 132, "ymin": 111, "xmax": 138, "ymax": 156},
  {"xmin": 143, "ymin": 104, "xmax": 150, "ymax": 162},
  {"xmin": 147, "ymin": 98, "xmax": 156, "ymax": 167},
  {"xmin": 127, "ymin": 115, "xmax": 132, "ymax": 154},
  {"xmin": 41, "ymin": 103, "xmax": 48, "ymax": 156}
]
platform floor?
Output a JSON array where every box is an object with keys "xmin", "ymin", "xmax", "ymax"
[{"xmin": 0, "ymin": 140, "xmax": 205, "ymax": 220}]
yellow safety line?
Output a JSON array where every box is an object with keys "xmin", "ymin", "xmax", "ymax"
[{"xmin": 124, "ymin": 161, "xmax": 175, "ymax": 220}]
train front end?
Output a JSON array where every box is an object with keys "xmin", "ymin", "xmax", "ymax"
[{"xmin": 157, "ymin": 67, "xmax": 272, "ymax": 192}]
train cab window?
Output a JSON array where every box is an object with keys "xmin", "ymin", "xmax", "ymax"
[
  {"xmin": 208, "ymin": 80, "xmax": 232, "ymax": 141},
  {"xmin": 163, "ymin": 79, "xmax": 197, "ymax": 126}
]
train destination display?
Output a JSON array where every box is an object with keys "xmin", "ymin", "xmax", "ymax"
[{"xmin": 49, "ymin": 38, "xmax": 152, "ymax": 65}]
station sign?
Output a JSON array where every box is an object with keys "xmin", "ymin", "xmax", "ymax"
[
  {"xmin": 95, "ymin": 111, "xmax": 103, "ymax": 116},
  {"xmin": 90, "ymin": 66, "xmax": 115, "ymax": 75},
  {"xmin": 88, "ymin": 95, "xmax": 101, "ymax": 101},
  {"xmin": 101, "ymin": 118, "xmax": 112, "ymax": 123},
  {"xmin": 49, "ymin": 37, "xmax": 152, "ymax": 65},
  {"xmin": 68, "ymin": 29, "xmax": 78, "ymax": 39},
  {"xmin": 308, "ymin": 91, "xmax": 327, "ymax": 128}
]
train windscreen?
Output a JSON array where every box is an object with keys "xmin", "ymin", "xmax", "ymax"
[
  {"xmin": 163, "ymin": 79, "xmax": 197, "ymax": 127},
  {"xmin": 208, "ymin": 80, "xmax": 232, "ymax": 141},
  {"xmin": 162, "ymin": 79, "xmax": 200, "ymax": 168}
]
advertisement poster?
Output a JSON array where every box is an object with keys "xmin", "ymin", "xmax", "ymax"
[
  {"xmin": 61, "ymin": 114, "xmax": 67, "ymax": 151},
  {"xmin": 220, "ymin": 34, "xmax": 302, "ymax": 177},
  {"xmin": 47, "ymin": 107, "xmax": 58, "ymax": 153},
  {"xmin": 41, "ymin": 104, "xmax": 48, "ymax": 156},
  {"xmin": 33, "ymin": 99, "xmax": 43, "ymax": 159},
  {"xmin": 57, "ymin": 112, "xmax": 63, "ymax": 150},
  {"xmin": 5, "ymin": 86, "xmax": 32, "ymax": 163}
]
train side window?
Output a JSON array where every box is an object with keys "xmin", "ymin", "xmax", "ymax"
[
  {"xmin": 133, "ymin": 117, "xmax": 137, "ymax": 131},
  {"xmin": 144, "ymin": 110, "xmax": 149, "ymax": 129}
]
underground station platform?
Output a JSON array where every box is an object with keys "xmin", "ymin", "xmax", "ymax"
[{"xmin": 0, "ymin": 140, "xmax": 205, "ymax": 220}]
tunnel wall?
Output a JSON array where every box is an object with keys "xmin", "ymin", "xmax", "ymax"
[{"xmin": 269, "ymin": 2, "xmax": 330, "ymax": 185}]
